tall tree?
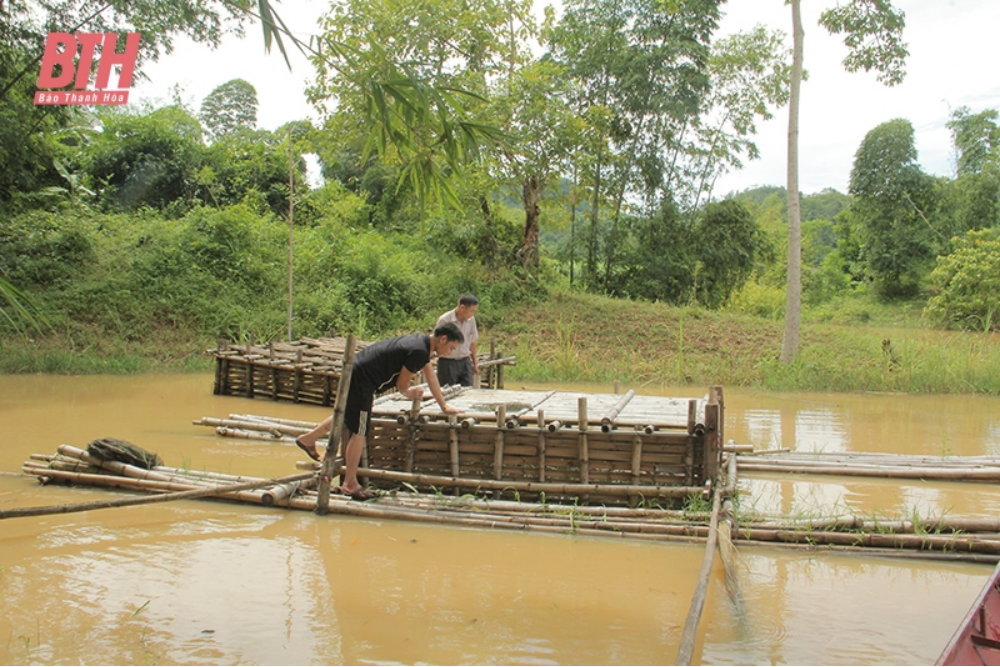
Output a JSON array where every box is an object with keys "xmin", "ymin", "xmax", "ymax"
[
  {"xmin": 689, "ymin": 25, "xmax": 791, "ymax": 208},
  {"xmin": 945, "ymin": 107, "xmax": 1000, "ymax": 234},
  {"xmin": 199, "ymin": 79, "xmax": 259, "ymax": 143},
  {"xmin": 547, "ymin": 0, "xmax": 722, "ymax": 288},
  {"xmin": 0, "ymin": 0, "xmax": 255, "ymax": 205},
  {"xmin": 848, "ymin": 118, "xmax": 937, "ymax": 297},
  {"xmin": 306, "ymin": 0, "xmax": 511, "ymax": 208},
  {"xmin": 780, "ymin": 0, "xmax": 908, "ymax": 364}
]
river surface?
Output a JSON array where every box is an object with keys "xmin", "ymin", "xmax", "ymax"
[{"xmin": 2, "ymin": 374, "xmax": 1000, "ymax": 665}]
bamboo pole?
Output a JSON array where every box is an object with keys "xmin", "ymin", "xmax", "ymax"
[
  {"xmin": 316, "ymin": 333, "xmax": 357, "ymax": 515},
  {"xmin": 229, "ymin": 414, "xmax": 320, "ymax": 429},
  {"xmin": 3, "ymin": 471, "xmax": 315, "ymax": 519},
  {"xmin": 736, "ymin": 460, "xmax": 1000, "ymax": 481},
  {"xmin": 25, "ymin": 466, "xmax": 276, "ymax": 503},
  {"xmin": 601, "ymin": 389, "xmax": 635, "ymax": 432},
  {"xmin": 213, "ymin": 427, "xmax": 287, "ymax": 441},
  {"xmin": 629, "ymin": 429, "xmax": 643, "ymax": 508},
  {"xmin": 494, "ymin": 404, "xmax": 506, "ymax": 485},
  {"xmin": 578, "ymin": 397, "xmax": 589, "ymax": 485},
  {"xmin": 537, "ymin": 409, "xmax": 547, "ymax": 484},
  {"xmin": 448, "ymin": 414, "xmax": 460, "ymax": 485},
  {"xmin": 676, "ymin": 485, "xmax": 722, "ymax": 666},
  {"xmin": 350, "ymin": 466, "xmax": 706, "ymax": 498},
  {"xmin": 505, "ymin": 390, "xmax": 556, "ymax": 429},
  {"xmin": 703, "ymin": 402, "xmax": 720, "ymax": 482},
  {"xmin": 193, "ymin": 416, "xmax": 307, "ymax": 436},
  {"xmin": 405, "ymin": 396, "xmax": 421, "ymax": 473},
  {"xmin": 718, "ymin": 498, "xmax": 743, "ymax": 608}
]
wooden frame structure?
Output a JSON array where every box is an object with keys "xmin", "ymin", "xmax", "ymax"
[
  {"xmin": 207, "ymin": 336, "xmax": 516, "ymax": 407},
  {"xmin": 352, "ymin": 386, "xmax": 725, "ymax": 507}
]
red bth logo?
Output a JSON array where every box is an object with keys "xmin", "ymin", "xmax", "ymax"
[{"xmin": 34, "ymin": 32, "xmax": 141, "ymax": 106}]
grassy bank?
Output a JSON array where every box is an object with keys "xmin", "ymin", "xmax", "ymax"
[
  {"xmin": 0, "ymin": 328, "xmax": 214, "ymax": 374},
  {"xmin": 3, "ymin": 290, "xmax": 999, "ymax": 395},
  {"xmin": 490, "ymin": 292, "xmax": 1000, "ymax": 395}
]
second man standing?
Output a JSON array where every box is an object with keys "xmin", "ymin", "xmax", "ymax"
[{"xmin": 435, "ymin": 294, "xmax": 480, "ymax": 387}]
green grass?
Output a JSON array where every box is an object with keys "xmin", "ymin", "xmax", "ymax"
[
  {"xmin": 493, "ymin": 291, "xmax": 1000, "ymax": 394},
  {"xmin": 4, "ymin": 286, "xmax": 999, "ymax": 394}
]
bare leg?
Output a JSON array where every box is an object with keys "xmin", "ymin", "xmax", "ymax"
[
  {"xmin": 298, "ymin": 416, "xmax": 332, "ymax": 449},
  {"xmin": 340, "ymin": 431, "xmax": 366, "ymax": 494}
]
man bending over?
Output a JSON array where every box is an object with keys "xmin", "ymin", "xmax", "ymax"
[{"xmin": 295, "ymin": 323, "xmax": 464, "ymax": 499}]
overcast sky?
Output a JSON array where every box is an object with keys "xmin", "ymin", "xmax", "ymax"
[{"xmin": 133, "ymin": 0, "xmax": 1000, "ymax": 197}]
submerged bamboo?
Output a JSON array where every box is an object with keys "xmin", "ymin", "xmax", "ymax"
[{"xmin": 676, "ymin": 486, "xmax": 722, "ymax": 666}]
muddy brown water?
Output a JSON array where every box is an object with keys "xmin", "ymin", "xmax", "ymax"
[{"xmin": 2, "ymin": 374, "xmax": 1000, "ymax": 664}]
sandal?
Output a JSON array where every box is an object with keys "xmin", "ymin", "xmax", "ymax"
[
  {"xmin": 295, "ymin": 437, "xmax": 321, "ymax": 462},
  {"xmin": 342, "ymin": 487, "xmax": 376, "ymax": 501}
]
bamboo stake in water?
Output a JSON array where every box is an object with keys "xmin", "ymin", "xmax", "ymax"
[
  {"xmin": 675, "ymin": 485, "xmax": 722, "ymax": 666},
  {"xmin": 317, "ymin": 333, "xmax": 356, "ymax": 514}
]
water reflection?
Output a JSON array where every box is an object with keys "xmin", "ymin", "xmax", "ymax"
[{"xmin": 2, "ymin": 375, "xmax": 1000, "ymax": 664}]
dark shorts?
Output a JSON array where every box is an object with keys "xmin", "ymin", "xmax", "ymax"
[
  {"xmin": 437, "ymin": 357, "xmax": 473, "ymax": 386},
  {"xmin": 344, "ymin": 373, "xmax": 377, "ymax": 436}
]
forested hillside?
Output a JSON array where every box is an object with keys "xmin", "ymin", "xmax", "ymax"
[{"xmin": 2, "ymin": 0, "xmax": 999, "ymax": 383}]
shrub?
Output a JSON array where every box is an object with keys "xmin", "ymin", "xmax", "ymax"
[{"xmin": 924, "ymin": 228, "xmax": 1000, "ymax": 332}]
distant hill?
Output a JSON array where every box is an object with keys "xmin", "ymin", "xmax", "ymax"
[{"xmin": 732, "ymin": 186, "xmax": 852, "ymax": 223}]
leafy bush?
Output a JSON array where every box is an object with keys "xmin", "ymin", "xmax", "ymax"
[
  {"xmin": 925, "ymin": 228, "xmax": 1000, "ymax": 331},
  {"xmin": 726, "ymin": 279, "xmax": 785, "ymax": 319},
  {"xmin": 0, "ymin": 210, "xmax": 95, "ymax": 287}
]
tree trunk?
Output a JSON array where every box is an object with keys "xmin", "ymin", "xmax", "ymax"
[
  {"xmin": 519, "ymin": 175, "xmax": 541, "ymax": 269},
  {"xmin": 781, "ymin": 0, "xmax": 804, "ymax": 365},
  {"xmin": 479, "ymin": 197, "xmax": 501, "ymax": 267}
]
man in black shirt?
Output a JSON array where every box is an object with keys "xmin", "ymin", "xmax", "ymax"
[{"xmin": 296, "ymin": 323, "xmax": 464, "ymax": 499}]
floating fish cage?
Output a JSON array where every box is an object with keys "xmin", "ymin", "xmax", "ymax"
[
  {"xmin": 207, "ymin": 336, "xmax": 517, "ymax": 406},
  {"xmin": 356, "ymin": 387, "xmax": 724, "ymax": 507},
  {"xmin": 194, "ymin": 386, "xmax": 726, "ymax": 508}
]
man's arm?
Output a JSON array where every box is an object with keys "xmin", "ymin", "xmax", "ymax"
[
  {"xmin": 422, "ymin": 361, "xmax": 462, "ymax": 414},
  {"xmin": 396, "ymin": 367, "xmax": 422, "ymax": 399},
  {"xmin": 469, "ymin": 341, "xmax": 479, "ymax": 374}
]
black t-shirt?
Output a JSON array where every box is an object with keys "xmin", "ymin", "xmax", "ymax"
[{"xmin": 354, "ymin": 333, "xmax": 431, "ymax": 393}]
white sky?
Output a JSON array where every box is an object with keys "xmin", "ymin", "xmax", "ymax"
[{"xmin": 133, "ymin": 0, "xmax": 1000, "ymax": 197}]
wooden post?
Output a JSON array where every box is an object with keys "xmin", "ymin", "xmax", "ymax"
[
  {"xmin": 213, "ymin": 339, "xmax": 226, "ymax": 395},
  {"xmin": 629, "ymin": 429, "xmax": 643, "ymax": 508},
  {"xmin": 703, "ymin": 400, "xmax": 721, "ymax": 483},
  {"xmin": 219, "ymin": 356, "xmax": 230, "ymax": 396},
  {"xmin": 686, "ymin": 398, "xmax": 698, "ymax": 485},
  {"xmin": 710, "ymin": 385, "xmax": 725, "ymax": 446},
  {"xmin": 322, "ymin": 374, "xmax": 332, "ymax": 407},
  {"xmin": 245, "ymin": 360, "xmax": 254, "ymax": 398},
  {"xmin": 614, "ymin": 379, "xmax": 620, "ymax": 394},
  {"xmin": 493, "ymin": 405, "xmax": 506, "ymax": 483},
  {"xmin": 489, "ymin": 338, "xmax": 496, "ymax": 388},
  {"xmin": 536, "ymin": 409, "xmax": 547, "ymax": 483},
  {"xmin": 268, "ymin": 342, "xmax": 278, "ymax": 400},
  {"xmin": 316, "ymin": 334, "xmax": 357, "ymax": 515},
  {"xmin": 449, "ymin": 414, "xmax": 460, "ymax": 495},
  {"xmin": 293, "ymin": 350, "xmax": 303, "ymax": 403},
  {"xmin": 578, "ymin": 397, "xmax": 589, "ymax": 485},
  {"xmin": 405, "ymin": 397, "xmax": 421, "ymax": 474}
]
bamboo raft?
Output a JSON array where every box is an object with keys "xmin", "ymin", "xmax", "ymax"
[
  {"xmin": 207, "ymin": 336, "xmax": 517, "ymax": 406},
  {"xmin": 736, "ymin": 450, "xmax": 1000, "ymax": 482},
  {"xmin": 16, "ymin": 434, "xmax": 1000, "ymax": 562}
]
